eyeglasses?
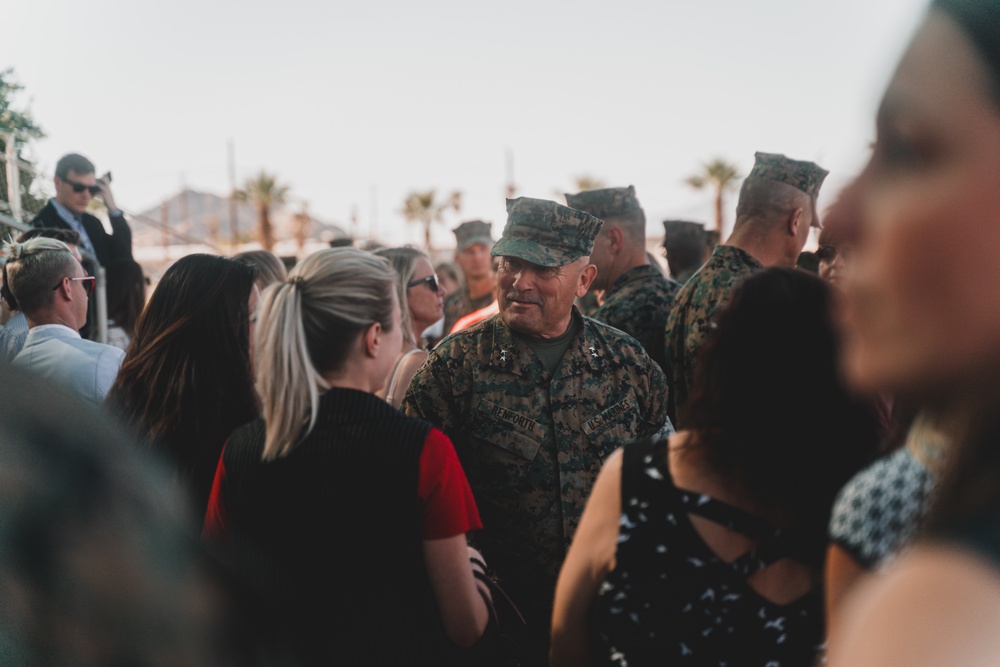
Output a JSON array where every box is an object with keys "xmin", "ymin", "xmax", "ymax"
[
  {"xmin": 62, "ymin": 177, "xmax": 102, "ymax": 196},
  {"xmin": 816, "ymin": 245, "xmax": 850, "ymax": 263},
  {"xmin": 52, "ymin": 276, "xmax": 96, "ymax": 295},
  {"xmin": 407, "ymin": 274, "xmax": 440, "ymax": 292}
]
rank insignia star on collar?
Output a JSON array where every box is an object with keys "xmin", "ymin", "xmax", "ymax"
[
  {"xmin": 500, "ymin": 348, "xmax": 507, "ymax": 362},
  {"xmin": 589, "ymin": 345, "xmax": 598, "ymax": 358}
]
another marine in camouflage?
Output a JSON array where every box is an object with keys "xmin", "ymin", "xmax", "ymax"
[
  {"xmin": 443, "ymin": 219, "xmax": 497, "ymax": 336},
  {"xmin": 563, "ymin": 185, "xmax": 642, "ymax": 220},
  {"xmin": 751, "ymin": 151, "xmax": 829, "ymax": 199},
  {"xmin": 663, "ymin": 244, "xmax": 763, "ymax": 424},
  {"xmin": 662, "ymin": 219, "xmax": 710, "ymax": 285},
  {"xmin": 443, "ymin": 289, "xmax": 495, "ymax": 336},
  {"xmin": 590, "ymin": 264, "xmax": 681, "ymax": 372},
  {"xmin": 400, "ymin": 307, "xmax": 669, "ymax": 651}
]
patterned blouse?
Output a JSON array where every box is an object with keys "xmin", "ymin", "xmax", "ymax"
[
  {"xmin": 591, "ymin": 437, "xmax": 825, "ymax": 666},
  {"xmin": 828, "ymin": 417, "xmax": 943, "ymax": 570}
]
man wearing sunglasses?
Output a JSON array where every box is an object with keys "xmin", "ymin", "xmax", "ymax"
[
  {"xmin": 4, "ymin": 236, "xmax": 125, "ymax": 405},
  {"xmin": 30, "ymin": 153, "xmax": 133, "ymax": 270}
]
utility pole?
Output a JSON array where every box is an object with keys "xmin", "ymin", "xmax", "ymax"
[
  {"xmin": 161, "ymin": 199, "xmax": 169, "ymax": 262},
  {"xmin": 179, "ymin": 174, "xmax": 189, "ymax": 237},
  {"xmin": 369, "ymin": 183, "xmax": 378, "ymax": 243},
  {"xmin": 228, "ymin": 139, "xmax": 239, "ymax": 248},
  {"xmin": 3, "ymin": 133, "xmax": 22, "ymax": 222},
  {"xmin": 505, "ymin": 147, "xmax": 516, "ymax": 199}
]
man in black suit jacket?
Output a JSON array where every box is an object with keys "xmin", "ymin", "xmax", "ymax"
[{"xmin": 30, "ymin": 153, "xmax": 132, "ymax": 268}]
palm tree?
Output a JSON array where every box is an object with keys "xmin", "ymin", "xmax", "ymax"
[
  {"xmin": 572, "ymin": 175, "xmax": 606, "ymax": 192},
  {"xmin": 293, "ymin": 203, "xmax": 311, "ymax": 256},
  {"xmin": 685, "ymin": 159, "xmax": 742, "ymax": 236},
  {"xmin": 401, "ymin": 189, "xmax": 461, "ymax": 251},
  {"xmin": 235, "ymin": 171, "xmax": 290, "ymax": 252}
]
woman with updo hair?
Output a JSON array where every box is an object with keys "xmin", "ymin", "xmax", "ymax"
[{"xmin": 203, "ymin": 247, "xmax": 490, "ymax": 666}]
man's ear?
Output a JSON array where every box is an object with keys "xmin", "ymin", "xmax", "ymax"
[
  {"xmin": 607, "ymin": 226, "xmax": 625, "ymax": 254},
  {"xmin": 787, "ymin": 207, "xmax": 804, "ymax": 237},
  {"xmin": 576, "ymin": 263, "xmax": 599, "ymax": 297},
  {"xmin": 363, "ymin": 321, "xmax": 382, "ymax": 358},
  {"xmin": 53, "ymin": 277, "xmax": 72, "ymax": 301}
]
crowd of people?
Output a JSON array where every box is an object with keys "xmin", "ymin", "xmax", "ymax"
[{"xmin": 3, "ymin": 0, "xmax": 1000, "ymax": 663}]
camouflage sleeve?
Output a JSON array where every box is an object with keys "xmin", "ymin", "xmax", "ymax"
[
  {"xmin": 637, "ymin": 354, "xmax": 671, "ymax": 438},
  {"xmin": 662, "ymin": 303, "xmax": 682, "ymax": 421},
  {"xmin": 399, "ymin": 348, "xmax": 456, "ymax": 432}
]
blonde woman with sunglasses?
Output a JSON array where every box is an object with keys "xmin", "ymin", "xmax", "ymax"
[{"xmin": 375, "ymin": 246, "xmax": 448, "ymax": 409}]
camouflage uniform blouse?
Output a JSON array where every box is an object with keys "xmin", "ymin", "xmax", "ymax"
[
  {"xmin": 400, "ymin": 308, "xmax": 669, "ymax": 635},
  {"xmin": 590, "ymin": 264, "xmax": 681, "ymax": 373},
  {"xmin": 663, "ymin": 245, "xmax": 763, "ymax": 424}
]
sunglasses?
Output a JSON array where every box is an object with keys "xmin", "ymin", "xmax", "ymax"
[
  {"xmin": 816, "ymin": 245, "xmax": 850, "ymax": 263},
  {"xmin": 52, "ymin": 276, "xmax": 96, "ymax": 295},
  {"xmin": 62, "ymin": 177, "xmax": 102, "ymax": 196},
  {"xmin": 407, "ymin": 274, "xmax": 440, "ymax": 292}
]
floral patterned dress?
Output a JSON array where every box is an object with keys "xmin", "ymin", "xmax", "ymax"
[{"xmin": 591, "ymin": 438, "xmax": 825, "ymax": 667}]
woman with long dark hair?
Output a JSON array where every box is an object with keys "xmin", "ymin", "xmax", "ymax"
[
  {"xmin": 106, "ymin": 253, "xmax": 260, "ymax": 514},
  {"xmin": 551, "ymin": 268, "xmax": 879, "ymax": 667},
  {"xmin": 203, "ymin": 248, "xmax": 490, "ymax": 665},
  {"xmin": 824, "ymin": 1, "xmax": 1000, "ymax": 664}
]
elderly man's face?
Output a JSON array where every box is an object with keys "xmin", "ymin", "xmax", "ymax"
[{"xmin": 497, "ymin": 256, "xmax": 596, "ymax": 338}]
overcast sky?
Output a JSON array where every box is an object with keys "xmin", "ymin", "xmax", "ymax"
[{"xmin": 5, "ymin": 0, "xmax": 928, "ymax": 249}]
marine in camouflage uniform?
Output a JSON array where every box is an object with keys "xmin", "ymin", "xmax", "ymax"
[
  {"xmin": 566, "ymin": 185, "xmax": 680, "ymax": 371},
  {"xmin": 663, "ymin": 152, "xmax": 829, "ymax": 424},
  {"xmin": 663, "ymin": 245, "xmax": 764, "ymax": 423},
  {"xmin": 662, "ymin": 219, "xmax": 711, "ymax": 284},
  {"xmin": 442, "ymin": 219, "xmax": 497, "ymax": 336},
  {"xmin": 590, "ymin": 264, "xmax": 680, "ymax": 371},
  {"xmin": 401, "ymin": 196, "xmax": 669, "ymax": 665}
]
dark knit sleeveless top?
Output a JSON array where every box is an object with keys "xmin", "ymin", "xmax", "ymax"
[{"xmin": 218, "ymin": 387, "xmax": 447, "ymax": 666}]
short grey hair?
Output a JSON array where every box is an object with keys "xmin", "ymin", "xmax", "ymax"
[{"xmin": 3, "ymin": 237, "xmax": 79, "ymax": 315}]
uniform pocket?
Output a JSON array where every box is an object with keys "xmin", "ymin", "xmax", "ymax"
[
  {"xmin": 472, "ymin": 400, "xmax": 543, "ymax": 462},
  {"xmin": 581, "ymin": 390, "xmax": 645, "ymax": 452}
]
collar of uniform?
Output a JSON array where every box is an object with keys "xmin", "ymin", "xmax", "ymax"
[
  {"xmin": 711, "ymin": 244, "xmax": 765, "ymax": 272},
  {"xmin": 603, "ymin": 264, "xmax": 664, "ymax": 301},
  {"xmin": 490, "ymin": 307, "xmax": 604, "ymax": 377}
]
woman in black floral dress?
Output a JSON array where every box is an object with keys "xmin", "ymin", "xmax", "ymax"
[{"xmin": 551, "ymin": 268, "xmax": 880, "ymax": 667}]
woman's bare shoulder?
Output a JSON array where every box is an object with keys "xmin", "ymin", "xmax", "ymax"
[{"xmin": 826, "ymin": 543, "xmax": 1000, "ymax": 667}]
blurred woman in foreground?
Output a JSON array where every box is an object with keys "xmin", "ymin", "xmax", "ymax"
[
  {"xmin": 551, "ymin": 268, "xmax": 879, "ymax": 667},
  {"xmin": 203, "ymin": 248, "xmax": 489, "ymax": 665},
  {"xmin": 826, "ymin": 1, "xmax": 1000, "ymax": 664}
]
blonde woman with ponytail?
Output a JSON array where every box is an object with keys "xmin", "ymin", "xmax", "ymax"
[{"xmin": 203, "ymin": 247, "xmax": 491, "ymax": 665}]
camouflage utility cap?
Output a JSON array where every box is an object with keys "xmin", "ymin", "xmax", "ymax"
[
  {"xmin": 491, "ymin": 197, "xmax": 604, "ymax": 267},
  {"xmin": 662, "ymin": 220, "xmax": 706, "ymax": 243},
  {"xmin": 748, "ymin": 152, "xmax": 828, "ymax": 198},
  {"xmin": 453, "ymin": 219, "xmax": 494, "ymax": 251},
  {"xmin": 564, "ymin": 185, "xmax": 642, "ymax": 221}
]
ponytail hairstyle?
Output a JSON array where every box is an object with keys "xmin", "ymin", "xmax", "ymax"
[{"xmin": 255, "ymin": 247, "xmax": 397, "ymax": 460}]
